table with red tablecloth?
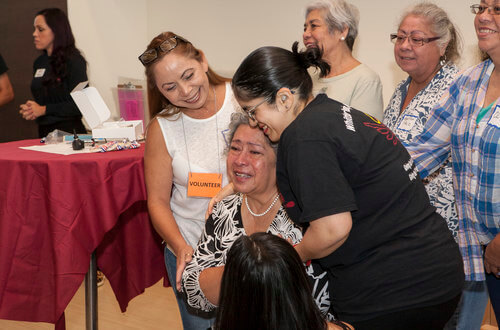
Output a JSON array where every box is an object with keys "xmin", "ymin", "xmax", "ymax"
[{"xmin": 0, "ymin": 139, "xmax": 167, "ymax": 328}]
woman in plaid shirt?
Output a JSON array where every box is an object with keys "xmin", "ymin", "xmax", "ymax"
[{"xmin": 405, "ymin": 1, "xmax": 500, "ymax": 323}]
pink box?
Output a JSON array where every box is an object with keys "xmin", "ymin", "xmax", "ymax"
[{"xmin": 118, "ymin": 88, "xmax": 145, "ymax": 122}]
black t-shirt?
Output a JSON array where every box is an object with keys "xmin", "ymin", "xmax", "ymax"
[
  {"xmin": 0, "ymin": 54, "xmax": 8, "ymax": 75},
  {"xmin": 277, "ymin": 94, "xmax": 463, "ymax": 322},
  {"xmin": 31, "ymin": 52, "xmax": 87, "ymax": 126}
]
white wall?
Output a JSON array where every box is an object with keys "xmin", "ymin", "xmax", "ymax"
[
  {"xmin": 69, "ymin": 0, "xmax": 480, "ymax": 118},
  {"xmin": 68, "ymin": 0, "xmax": 148, "ymax": 119}
]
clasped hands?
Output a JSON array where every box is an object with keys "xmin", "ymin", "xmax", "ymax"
[{"xmin": 19, "ymin": 100, "xmax": 46, "ymax": 121}]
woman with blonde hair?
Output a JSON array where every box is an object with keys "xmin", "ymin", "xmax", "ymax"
[{"xmin": 140, "ymin": 31, "xmax": 239, "ymax": 329}]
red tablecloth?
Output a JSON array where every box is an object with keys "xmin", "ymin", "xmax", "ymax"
[{"xmin": 0, "ymin": 139, "xmax": 167, "ymax": 327}]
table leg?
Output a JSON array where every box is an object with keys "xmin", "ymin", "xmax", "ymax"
[{"xmin": 85, "ymin": 252, "xmax": 98, "ymax": 330}]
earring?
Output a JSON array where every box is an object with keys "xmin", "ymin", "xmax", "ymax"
[
  {"xmin": 440, "ymin": 54, "xmax": 447, "ymax": 66},
  {"xmin": 340, "ymin": 36, "xmax": 345, "ymax": 41},
  {"xmin": 281, "ymin": 95, "xmax": 287, "ymax": 102}
]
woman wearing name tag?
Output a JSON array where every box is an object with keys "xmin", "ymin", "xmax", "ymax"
[
  {"xmin": 20, "ymin": 8, "xmax": 87, "ymax": 138},
  {"xmin": 230, "ymin": 43, "xmax": 463, "ymax": 329},
  {"xmin": 406, "ymin": 1, "xmax": 500, "ymax": 323},
  {"xmin": 182, "ymin": 113, "xmax": 332, "ymax": 323},
  {"xmin": 140, "ymin": 31, "xmax": 239, "ymax": 329},
  {"xmin": 382, "ymin": 5, "xmax": 470, "ymax": 328}
]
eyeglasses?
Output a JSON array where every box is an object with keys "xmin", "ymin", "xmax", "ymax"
[
  {"xmin": 470, "ymin": 4, "xmax": 500, "ymax": 15},
  {"xmin": 242, "ymin": 98, "xmax": 269, "ymax": 121},
  {"xmin": 138, "ymin": 35, "xmax": 187, "ymax": 66},
  {"xmin": 390, "ymin": 33, "xmax": 440, "ymax": 47}
]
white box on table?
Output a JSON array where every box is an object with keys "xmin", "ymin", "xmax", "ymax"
[{"xmin": 71, "ymin": 81, "xmax": 143, "ymax": 140}]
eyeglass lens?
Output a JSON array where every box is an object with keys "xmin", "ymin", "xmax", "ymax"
[
  {"xmin": 471, "ymin": 4, "xmax": 500, "ymax": 15},
  {"xmin": 139, "ymin": 36, "xmax": 181, "ymax": 65},
  {"xmin": 244, "ymin": 99, "xmax": 267, "ymax": 120},
  {"xmin": 391, "ymin": 34, "xmax": 424, "ymax": 47},
  {"xmin": 159, "ymin": 38, "xmax": 178, "ymax": 53},
  {"xmin": 139, "ymin": 49, "xmax": 157, "ymax": 64}
]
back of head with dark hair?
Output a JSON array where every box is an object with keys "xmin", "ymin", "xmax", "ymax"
[
  {"xmin": 232, "ymin": 42, "xmax": 330, "ymax": 104},
  {"xmin": 36, "ymin": 8, "xmax": 85, "ymax": 87},
  {"xmin": 214, "ymin": 232, "xmax": 326, "ymax": 330}
]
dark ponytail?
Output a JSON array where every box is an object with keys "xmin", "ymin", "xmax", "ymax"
[
  {"xmin": 291, "ymin": 41, "xmax": 330, "ymax": 78},
  {"xmin": 232, "ymin": 42, "xmax": 330, "ymax": 103}
]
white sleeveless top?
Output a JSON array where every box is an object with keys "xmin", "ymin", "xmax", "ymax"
[{"xmin": 157, "ymin": 82, "xmax": 239, "ymax": 250}]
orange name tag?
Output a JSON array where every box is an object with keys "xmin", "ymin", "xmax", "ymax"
[{"xmin": 187, "ymin": 172, "xmax": 222, "ymax": 198}]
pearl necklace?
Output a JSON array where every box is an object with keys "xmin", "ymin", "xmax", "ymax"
[{"xmin": 245, "ymin": 193, "xmax": 280, "ymax": 217}]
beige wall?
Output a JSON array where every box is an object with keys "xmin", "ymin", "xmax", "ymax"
[
  {"xmin": 68, "ymin": 0, "xmax": 148, "ymax": 119},
  {"xmin": 68, "ymin": 0, "xmax": 480, "ymax": 119}
]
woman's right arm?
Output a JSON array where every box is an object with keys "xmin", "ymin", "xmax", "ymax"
[
  {"xmin": 144, "ymin": 119, "xmax": 193, "ymax": 290},
  {"xmin": 198, "ymin": 266, "xmax": 224, "ymax": 305}
]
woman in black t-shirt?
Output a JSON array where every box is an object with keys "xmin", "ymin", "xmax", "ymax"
[
  {"xmin": 20, "ymin": 8, "xmax": 87, "ymax": 138},
  {"xmin": 230, "ymin": 43, "xmax": 464, "ymax": 330}
]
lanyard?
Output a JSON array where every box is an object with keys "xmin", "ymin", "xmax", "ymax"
[{"xmin": 181, "ymin": 85, "xmax": 222, "ymax": 176}]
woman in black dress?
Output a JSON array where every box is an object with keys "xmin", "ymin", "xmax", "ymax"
[{"xmin": 20, "ymin": 8, "xmax": 87, "ymax": 138}]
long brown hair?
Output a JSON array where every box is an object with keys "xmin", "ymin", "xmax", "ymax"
[
  {"xmin": 142, "ymin": 32, "xmax": 229, "ymax": 119},
  {"xmin": 36, "ymin": 8, "xmax": 86, "ymax": 88}
]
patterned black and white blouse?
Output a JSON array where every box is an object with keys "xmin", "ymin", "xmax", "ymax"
[
  {"xmin": 182, "ymin": 193, "xmax": 331, "ymax": 315},
  {"xmin": 383, "ymin": 63, "xmax": 459, "ymax": 240}
]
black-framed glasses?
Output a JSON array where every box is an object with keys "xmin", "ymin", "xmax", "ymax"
[
  {"xmin": 242, "ymin": 98, "xmax": 269, "ymax": 121},
  {"xmin": 390, "ymin": 33, "xmax": 441, "ymax": 47},
  {"xmin": 138, "ymin": 35, "xmax": 187, "ymax": 66},
  {"xmin": 470, "ymin": 4, "xmax": 500, "ymax": 15}
]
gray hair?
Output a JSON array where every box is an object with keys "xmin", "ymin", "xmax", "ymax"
[
  {"xmin": 226, "ymin": 112, "xmax": 277, "ymax": 155},
  {"xmin": 400, "ymin": 2, "xmax": 461, "ymax": 63},
  {"xmin": 305, "ymin": 0, "xmax": 360, "ymax": 51}
]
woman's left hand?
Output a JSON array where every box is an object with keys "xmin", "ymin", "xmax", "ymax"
[
  {"xmin": 175, "ymin": 245, "xmax": 195, "ymax": 291},
  {"xmin": 205, "ymin": 182, "xmax": 235, "ymax": 219},
  {"xmin": 484, "ymin": 234, "xmax": 500, "ymax": 277},
  {"xmin": 19, "ymin": 100, "xmax": 46, "ymax": 120}
]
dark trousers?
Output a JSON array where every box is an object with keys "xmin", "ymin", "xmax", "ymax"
[
  {"xmin": 351, "ymin": 294, "xmax": 461, "ymax": 330},
  {"xmin": 486, "ymin": 272, "xmax": 500, "ymax": 322},
  {"xmin": 38, "ymin": 119, "xmax": 87, "ymax": 138}
]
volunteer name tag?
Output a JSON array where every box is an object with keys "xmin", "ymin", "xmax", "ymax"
[
  {"xmin": 398, "ymin": 114, "xmax": 418, "ymax": 131},
  {"xmin": 488, "ymin": 105, "xmax": 500, "ymax": 128},
  {"xmin": 34, "ymin": 68, "xmax": 45, "ymax": 78},
  {"xmin": 187, "ymin": 172, "xmax": 222, "ymax": 198}
]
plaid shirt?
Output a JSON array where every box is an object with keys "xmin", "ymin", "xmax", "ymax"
[{"xmin": 405, "ymin": 59, "xmax": 500, "ymax": 281}]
